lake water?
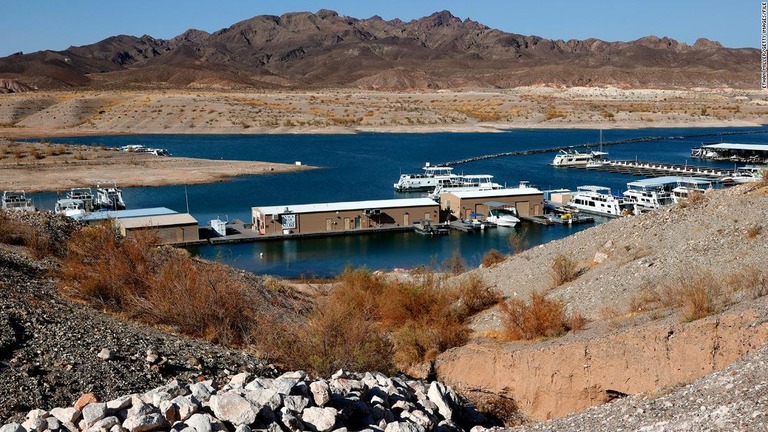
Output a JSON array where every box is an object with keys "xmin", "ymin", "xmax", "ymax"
[{"xmin": 42, "ymin": 127, "xmax": 767, "ymax": 278}]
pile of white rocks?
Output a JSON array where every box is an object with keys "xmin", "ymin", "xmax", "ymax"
[{"xmin": 0, "ymin": 370, "xmax": 486, "ymax": 432}]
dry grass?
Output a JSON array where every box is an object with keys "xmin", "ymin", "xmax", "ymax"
[
  {"xmin": 267, "ymin": 268, "xmax": 498, "ymax": 374},
  {"xmin": 499, "ymin": 291, "xmax": 585, "ymax": 341},
  {"xmin": 481, "ymin": 249, "xmax": 506, "ymax": 268},
  {"xmin": 726, "ymin": 265, "xmax": 768, "ymax": 300},
  {"xmin": 0, "ymin": 211, "xmax": 53, "ymax": 258},
  {"xmin": 551, "ymin": 253, "xmax": 581, "ymax": 287},
  {"xmin": 745, "ymin": 223, "xmax": 762, "ymax": 239},
  {"xmin": 628, "ymin": 270, "xmax": 729, "ymax": 322},
  {"xmin": 443, "ymin": 250, "xmax": 467, "ymax": 275},
  {"xmin": 58, "ymin": 223, "xmax": 266, "ymax": 345}
]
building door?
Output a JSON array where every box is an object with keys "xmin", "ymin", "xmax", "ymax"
[
  {"xmin": 326, "ymin": 218, "xmax": 332, "ymax": 231},
  {"xmin": 403, "ymin": 213, "xmax": 410, "ymax": 226},
  {"xmin": 424, "ymin": 212, "xmax": 431, "ymax": 221},
  {"xmin": 355, "ymin": 216, "xmax": 361, "ymax": 229},
  {"xmin": 517, "ymin": 201, "xmax": 531, "ymax": 217},
  {"xmin": 344, "ymin": 218, "xmax": 351, "ymax": 230}
]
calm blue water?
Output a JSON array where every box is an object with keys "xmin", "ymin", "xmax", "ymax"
[{"xmin": 39, "ymin": 127, "xmax": 766, "ymax": 278}]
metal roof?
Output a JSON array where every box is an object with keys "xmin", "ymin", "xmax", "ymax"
[
  {"xmin": 254, "ymin": 198, "xmax": 439, "ymax": 215},
  {"xmin": 701, "ymin": 143, "xmax": 768, "ymax": 152},
  {"xmin": 443, "ymin": 187, "xmax": 542, "ymax": 199},
  {"xmin": 76, "ymin": 207, "xmax": 177, "ymax": 222},
  {"xmin": 627, "ymin": 176, "xmax": 711, "ymax": 188},
  {"xmin": 118, "ymin": 213, "xmax": 198, "ymax": 229}
]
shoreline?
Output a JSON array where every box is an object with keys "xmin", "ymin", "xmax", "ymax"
[{"xmin": 1, "ymin": 118, "xmax": 764, "ymax": 140}]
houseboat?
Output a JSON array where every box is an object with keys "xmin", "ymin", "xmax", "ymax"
[
  {"xmin": 1, "ymin": 191, "xmax": 35, "ymax": 212},
  {"xmin": 394, "ymin": 163, "xmax": 458, "ymax": 192},
  {"xmin": 567, "ymin": 186, "xmax": 635, "ymax": 217}
]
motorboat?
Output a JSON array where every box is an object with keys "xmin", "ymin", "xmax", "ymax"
[
  {"xmin": 55, "ymin": 198, "xmax": 87, "ymax": 218},
  {"xmin": 394, "ymin": 163, "xmax": 458, "ymax": 192},
  {"xmin": 567, "ymin": 186, "xmax": 635, "ymax": 217},
  {"xmin": 1, "ymin": 191, "xmax": 35, "ymax": 212},
  {"xmin": 486, "ymin": 207, "xmax": 520, "ymax": 227},
  {"xmin": 412, "ymin": 219, "xmax": 449, "ymax": 236},
  {"xmin": 95, "ymin": 182, "xmax": 126, "ymax": 210},
  {"xmin": 120, "ymin": 144, "xmax": 170, "ymax": 156},
  {"xmin": 427, "ymin": 174, "xmax": 504, "ymax": 199},
  {"xmin": 719, "ymin": 165, "xmax": 765, "ymax": 184}
]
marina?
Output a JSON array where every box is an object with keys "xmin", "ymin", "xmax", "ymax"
[
  {"xmin": 569, "ymin": 159, "xmax": 733, "ymax": 179},
  {"xmin": 24, "ymin": 127, "xmax": 768, "ymax": 277}
]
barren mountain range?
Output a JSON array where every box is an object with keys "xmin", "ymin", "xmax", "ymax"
[{"xmin": 0, "ymin": 10, "xmax": 757, "ymax": 91}]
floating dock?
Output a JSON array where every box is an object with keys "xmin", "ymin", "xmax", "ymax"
[{"xmin": 568, "ymin": 160, "xmax": 733, "ymax": 179}]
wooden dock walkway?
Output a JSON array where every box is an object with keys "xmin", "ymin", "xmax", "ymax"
[{"xmin": 567, "ymin": 160, "xmax": 733, "ymax": 179}]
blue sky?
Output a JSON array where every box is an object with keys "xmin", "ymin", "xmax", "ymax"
[{"xmin": 0, "ymin": 0, "xmax": 758, "ymax": 57}]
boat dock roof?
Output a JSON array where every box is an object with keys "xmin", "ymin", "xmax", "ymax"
[
  {"xmin": 75, "ymin": 207, "xmax": 178, "ymax": 222},
  {"xmin": 254, "ymin": 198, "xmax": 438, "ymax": 215},
  {"xmin": 444, "ymin": 187, "xmax": 542, "ymax": 199},
  {"xmin": 700, "ymin": 143, "xmax": 768, "ymax": 152},
  {"xmin": 119, "ymin": 213, "xmax": 198, "ymax": 229},
  {"xmin": 627, "ymin": 176, "xmax": 712, "ymax": 189}
]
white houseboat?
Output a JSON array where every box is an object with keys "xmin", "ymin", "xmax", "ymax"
[
  {"xmin": 394, "ymin": 163, "xmax": 458, "ymax": 192},
  {"xmin": 427, "ymin": 174, "xmax": 504, "ymax": 200},
  {"xmin": 567, "ymin": 186, "xmax": 635, "ymax": 217},
  {"xmin": 623, "ymin": 178, "xmax": 676, "ymax": 210},
  {"xmin": 1, "ymin": 191, "xmax": 35, "ymax": 212}
]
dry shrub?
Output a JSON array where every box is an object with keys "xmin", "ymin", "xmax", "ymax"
[
  {"xmin": 272, "ymin": 268, "xmax": 492, "ymax": 374},
  {"xmin": 455, "ymin": 274, "xmax": 501, "ymax": 317},
  {"xmin": 551, "ymin": 253, "xmax": 580, "ymax": 287},
  {"xmin": 659, "ymin": 271, "xmax": 725, "ymax": 322},
  {"xmin": 475, "ymin": 395, "xmax": 524, "ymax": 427},
  {"xmin": 499, "ymin": 291, "xmax": 584, "ymax": 341},
  {"xmin": 481, "ymin": 249, "xmax": 506, "ymax": 268},
  {"xmin": 745, "ymin": 224, "xmax": 762, "ymax": 239},
  {"xmin": 686, "ymin": 189, "xmax": 706, "ymax": 206},
  {"xmin": 726, "ymin": 266, "xmax": 768, "ymax": 299},
  {"xmin": 0, "ymin": 211, "xmax": 52, "ymax": 258},
  {"xmin": 59, "ymin": 223, "xmax": 263, "ymax": 345}
]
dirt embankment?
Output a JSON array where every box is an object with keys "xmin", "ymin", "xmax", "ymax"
[{"xmin": 436, "ymin": 182, "xmax": 768, "ymax": 423}]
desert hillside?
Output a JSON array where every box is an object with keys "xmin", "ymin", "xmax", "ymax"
[
  {"xmin": 0, "ymin": 11, "xmax": 757, "ymax": 91},
  {"xmin": 0, "ymin": 87, "xmax": 766, "ymax": 139}
]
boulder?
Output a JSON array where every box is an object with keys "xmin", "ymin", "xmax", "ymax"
[
  {"xmin": 209, "ymin": 393, "xmax": 257, "ymax": 426},
  {"xmin": 171, "ymin": 395, "xmax": 199, "ymax": 421},
  {"xmin": 185, "ymin": 413, "xmax": 213, "ymax": 432},
  {"xmin": 122, "ymin": 413, "xmax": 168, "ymax": 432},
  {"xmin": 0, "ymin": 423, "xmax": 24, "ymax": 432},
  {"xmin": 282, "ymin": 396, "xmax": 309, "ymax": 414},
  {"xmin": 75, "ymin": 393, "xmax": 99, "ymax": 411},
  {"xmin": 82, "ymin": 403, "xmax": 108, "ymax": 427},
  {"xmin": 301, "ymin": 407, "xmax": 337, "ymax": 432},
  {"xmin": 86, "ymin": 416, "xmax": 119, "ymax": 432},
  {"xmin": 51, "ymin": 407, "xmax": 81, "ymax": 424},
  {"xmin": 107, "ymin": 396, "xmax": 133, "ymax": 412},
  {"xmin": 309, "ymin": 381, "xmax": 330, "ymax": 407},
  {"xmin": 426, "ymin": 382, "xmax": 457, "ymax": 420},
  {"xmin": 383, "ymin": 422, "xmax": 425, "ymax": 432}
]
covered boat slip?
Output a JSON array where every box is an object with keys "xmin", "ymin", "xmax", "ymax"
[
  {"xmin": 252, "ymin": 198, "xmax": 440, "ymax": 236},
  {"xmin": 691, "ymin": 143, "xmax": 768, "ymax": 162},
  {"xmin": 439, "ymin": 187, "xmax": 544, "ymax": 221}
]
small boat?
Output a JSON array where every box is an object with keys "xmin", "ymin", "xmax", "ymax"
[
  {"xmin": 545, "ymin": 212, "xmax": 594, "ymax": 225},
  {"xmin": 412, "ymin": 219, "xmax": 449, "ymax": 236},
  {"xmin": 719, "ymin": 165, "xmax": 765, "ymax": 184},
  {"xmin": 95, "ymin": 182, "xmax": 126, "ymax": 211},
  {"xmin": 568, "ymin": 185, "xmax": 635, "ymax": 217},
  {"xmin": 1, "ymin": 191, "xmax": 35, "ymax": 212},
  {"xmin": 394, "ymin": 163, "xmax": 458, "ymax": 192},
  {"xmin": 486, "ymin": 207, "xmax": 520, "ymax": 227},
  {"xmin": 55, "ymin": 198, "xmax": 87, "ymax": 218},
  {"xmin": 551, "ymin": 149, "xmax": 608, "ymax": 167}
]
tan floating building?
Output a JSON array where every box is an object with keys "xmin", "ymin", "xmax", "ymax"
[
  {"xmin": 440, "ymin": 187, "xmax": 544, "ymax": 220},
  {"xmin": 252, "ymin": 198, "xmax": 440, "ymax": 235},
  {"xmin": 117, "ymin": 213, "xmax": 200, "ymax": 244}
]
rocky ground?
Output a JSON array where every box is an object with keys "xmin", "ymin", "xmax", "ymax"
[{"xmin": 0, "ymin": 229, "xmax": 276, "ymax": 423}]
